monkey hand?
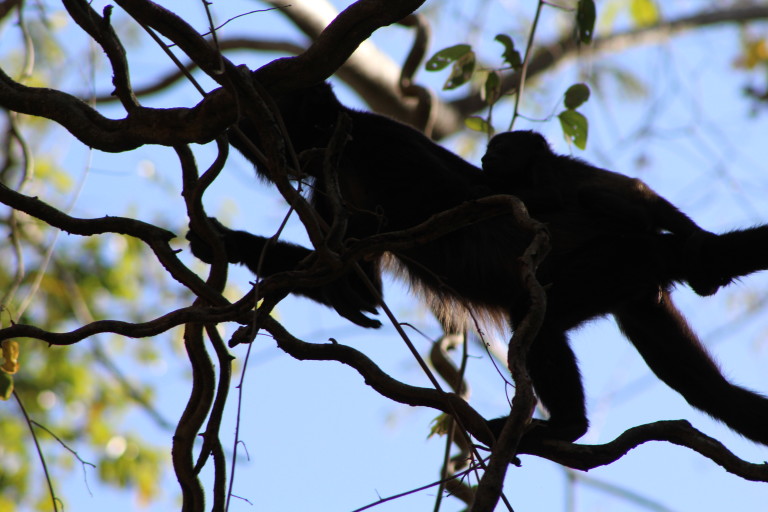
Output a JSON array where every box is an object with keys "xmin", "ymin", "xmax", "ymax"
[{"xmin": 322, "ymin": 280, "xmax": 382, "ymax": 329}]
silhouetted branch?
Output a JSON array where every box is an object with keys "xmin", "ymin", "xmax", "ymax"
[
  {"xmin": 0, "ymin": 65, "xmax": 237, "ymax": 150},
  {"xmin": 262, "ymin": 314, "xmax": 768, "ymax": 484},
  {"xmin": 173, "ymin": 324, "xmax": 211, "ymax": 511},
  {"xmin": 521, "ymin": 420, "xmax": 768, "ymax": 481},
  {"xmin": 261, "ymin": 315, "xmax": 494, "ymax": 444},
  {"xmin": 62, "ymin": 0, "xmax": 138, "ymax": 110},
  {"xmin": 89, "ymin": 38, "xmax": 304, "ymax": 103},
  {"xmin": 0, "ymin": 305, "xmax": 233, "ymax": 345},
  {"xmin": 472, "ymin": 203, "xmax": 549, "ymax": 511},
  {"xmin": 253, "ymin": 0, "xmax": 426, "ymax": 90},
  {"xmin": 345, "ymin": 195, "xmax": 535, "ymax": 260}
]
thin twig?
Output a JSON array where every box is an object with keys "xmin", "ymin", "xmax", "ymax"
[{"xmin": 15, "ymin": 391, "xmax": 59, "ymax": 512}]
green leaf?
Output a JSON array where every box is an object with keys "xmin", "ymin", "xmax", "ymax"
[
  {"xmin": 443, "ymin": 50, "xmax": 476, "ymax": 90},
  {"xmin": 494, "ymin": 34, "xmax": 521, "ymax": 69},
  {"xmin": 465, "ymin": 116, "xmax": 491, "ymax": 134},
  {"xmin": 577, "ymin": 0, "xmax": 596, "ymax": 44},
  {"xmin": 564, "ymin": 83, "xmax": 591, "ymax": 109},
  {"xmin": 428, "ymin": 413, "xmax": 452, "ymax": 437},
  {"xmin": 425, "ymin": 44, "xmax": 472, "ymax": 72},
  {"xmin": 483, "ymin": 71, "xmax": 502, "ymax": 105},
  {"xmin": 630, "ymin": 0, "xmax": 660, "ymax": 27},
  {"xmin": 0, "ymin": 372, "xmax": 13, "ymax": 400},
  {"xmin": 558, "ymin": 110, "xmax": 589, "ymax": 149}
]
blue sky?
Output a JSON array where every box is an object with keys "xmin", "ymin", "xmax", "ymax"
[{"xmin": 8, "ymin": 1, "xmax": 768, "ymax": 511}]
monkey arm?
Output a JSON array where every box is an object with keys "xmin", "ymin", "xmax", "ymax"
[
  {"xmin": 186, "ymin": 217, "xmax": 302, "ymax": 271},
  {"xmin": 186, "ymin": 218, "xmax": 382, "ymax": 328}
]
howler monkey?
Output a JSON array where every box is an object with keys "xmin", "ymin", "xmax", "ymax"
[
  {"xmin": 482, "ymin": 130, "xmax": 702, "ymax": 236},
  {"xmin": 188, "ymin": 83, "xmax": 768, "ymax": 448},
  {"xmin": 481, "ymin": 130, "xmax": 768, "ymax": 443},
  {"xmin": 481, "ymin": 130, "xmax": 729, "ymax": 296}
]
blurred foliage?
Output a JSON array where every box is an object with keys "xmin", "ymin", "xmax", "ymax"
[
  {"xmin": 0, "ymin": 0, "xmax": 766, "ymax": 510},
  {"xmin": 0, "ymin": 8, "xmax": 181, "ymax": 503},
  {"xmin": 0, "ymin": 196, "xmax": 178, "ymax": 509}
]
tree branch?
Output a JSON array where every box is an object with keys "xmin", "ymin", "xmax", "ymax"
[
  {"xmin": 520, "ymin": 420, "xmax": 768, "ymax": 482},
  {"xmin": 1, "ymin": 0, "xmax": 427, "ymax": 152},
  {"xmin": 262, "ymin": 316, "xmax": 768, "ymax": 485},
  {"xmin": 62, "ymin": 0, "xmax": 138, "ymax": 111},
  {"xmin": 0, "ymin": 305, "xmax": 242, "ymax": 345},
  {"xmin": 0, "ymin": 65, "xmax": 236, "ymax": 150},
  {"xmin": 173, "ymin": 324, "xmax": 210, "ymax": 511},
  {"xmin": 472, "ymin": 206, "xmax": 549, "ymax": 511},
  {"xmin": 254, "ymin": 0, "xmax": 426, "ymax": 90},
  {"xmin": 261, "ymin": 315, "xmax": 494, "ymax": 445}
]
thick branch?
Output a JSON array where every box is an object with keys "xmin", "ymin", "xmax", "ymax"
[
  {"xmin": 172, "ymin": 324, "xmax": 210, "ymax": 511},
  {"xmin": 0, "ymin": 65, "xmax": 236, "ymax": 150},
  {"xmin": 262, "ymin": 315, "xmax": 768, "ymax": 484},
  {"xmin": 521, "ymin": 420, "xmax": 768, "ymax": 482},
  {"xmin": 261, "ymin": 316, "xmax": 493, "ymax": 444},
  {"xmin": 472, "ymin": 215, "xmax": 550, "ymax": 511},
  {"xmin": 1, "ymin": 0, "xmax": 426, "ymax": 151},
  {"xmin": 260, "ymin": 0, "xmax": 408, "ymax": 113},
  {"xmin": 254, "ymin": 0, "xmax": 426, "ymax": 90}
]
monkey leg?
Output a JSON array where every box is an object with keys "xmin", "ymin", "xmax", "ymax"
[
  {"xmin": 524, "ymin": 326, "xmax": 590, "ymax": 443},
  {"xmin": 615, "ymin": 290, "xmax": 768, "ymax": 446},
  {"xmin": 485, "ymin": 326, "xmax": 589, "ymax": 450}
]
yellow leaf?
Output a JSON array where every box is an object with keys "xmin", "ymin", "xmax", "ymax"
[
  {"xmin": 735, "ymin": 38, "xmax": 768, "ymax": 70},
  {"xmin": 1, "ymin": 340, "xmax": 19, "ymax": 374},
  {"xmin": 630, "ymin": 0, "xmax": 660, "ymax": 27}
]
